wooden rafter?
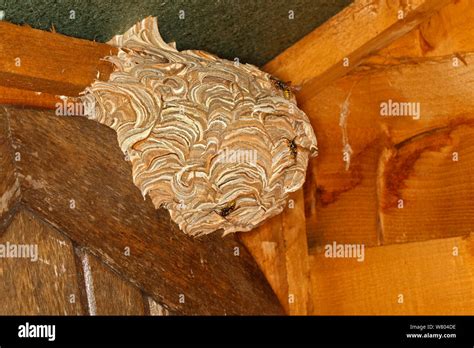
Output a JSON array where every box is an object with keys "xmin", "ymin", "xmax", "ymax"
[
  {"xmin": 264, "ymin": 0, "xmax": 453, "ymax": 100},
  {"xmin": 0, "ymin": 21, "xmax": 116, "ymax": 97}
]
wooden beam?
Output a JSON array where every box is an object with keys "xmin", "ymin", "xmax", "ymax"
[
  {"xmin": 0, "ymin": 21, "xmax": 116, "ymax": 97},
  {"xmin": 3, "ymin": 106, "xmax": 284, "ymax": 315},
  {"xmin": 264, "ymin": 0, "xmax": 453, "ymax": 100},
  {"xmin": 364, "ymin": 0, "xmax": 474, "ymax": 63},
  {"xmin": 303, "ymin": 52, "xmax": 474, "ymax": 251},
  {"xmin": 0, "ymin": 108, "xmax": 20, "ymax": 231},
  {"xmin": 239, "ymin": 210, "xmax": 290, "ymax": 313},
  {"xmin": 0, "ymin": 86, "xmax": 62, "ymax": 109},
  {"xmin": 239, "ymin": 190, "xmax": 314, "ymax": 315},
  {"xmin": 280, "ymin": 190, "xmax": 313, "ymax": 314},
  {"xmin": 309, "ymin": 234, "xmax": 474, "ymax": 314}
]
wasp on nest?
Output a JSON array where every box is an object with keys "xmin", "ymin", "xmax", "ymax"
[{"xmin": 82, "ymin": 17, "xmax": 317, "ymax": 237}]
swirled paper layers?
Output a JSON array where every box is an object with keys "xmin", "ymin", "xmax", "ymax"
[{"xmin": 82, "ymin": 17, "xmax": 317, "ymax": 236}]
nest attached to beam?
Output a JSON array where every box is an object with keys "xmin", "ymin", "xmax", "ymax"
[{"xmin": 82, "ymin": 17, "xmax": 317, "ymax": 236}]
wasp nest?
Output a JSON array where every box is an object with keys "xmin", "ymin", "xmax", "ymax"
[{"xmin": 82, "ymin": 17, "xmax": 317, "ymax": 236}]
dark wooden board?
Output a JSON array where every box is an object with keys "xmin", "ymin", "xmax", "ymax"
[
  {"xmin": 0, "ymin": 209, "xmax": 84, "ymax": 315},
  {"xmin": 4, "ymin": 106, "xmax": 284, "ymax": 315},
  {"xmin": 78, "ymin": 249, "xmax": 147, "ymax": 315},
  {"xmin": 0, "ymin": 21, "xmax": 115, "ymax": 96}
]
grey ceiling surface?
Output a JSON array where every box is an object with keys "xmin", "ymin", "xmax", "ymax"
[{"xmin": 1, "ymin": 0, "xmax": 351, "ymax": 66}]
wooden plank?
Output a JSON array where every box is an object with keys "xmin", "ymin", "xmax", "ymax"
[
  {"xmin": 0, "ymin": 86, "xmax": 62, "ymax": 109},
  {"xmin": 309, "ymin": 234, "xmax": 474, "ymax": 314},
  {"xmin": 264, "ymin": 0, "xmax": 452, "ymax": 100},
  {"xmin": 0, "ymin": 209, "xmax": 84, "ymax": 315},
  {"xmin": 380, "ymin": 124, "xmax": 474, "ymax": 243},
  {"xmin": 240, "ymin": 190, "xmax": 313, "ymax": 315},
  {"xmin": 0, "ymin": 107, "xmax": 20, "ymax": 230},
  {"xmin": 306, "ymin": 142, "xmax": 383, "ymax": 249},
  {"xmin": 280, "ymin": 190, "xmax": 313, "ymax": 315},
  {"xmin": 239, "ymin": 211, "xmax": 290, "ymax": 313},
  {"xmin": 365, "ymin": 0, "xmax": 474, "ymax": 63},
  {"xmin": 78, "ymin": 250, "xmax": 147, "ymax": 315},
  {"xmin": 0, "ymin": 21, "xmax": 116, "ymax": 96},
  {"xmin": 303, "ymin": 52, "xmax": 474, "ymax": 251},
  {"xmin": 4, "ymin": 106, "xmax": 284, "ymax": 315},
  {"xmin": 147, "ymin": 297, "xmax": 170, "ymax": 316}
]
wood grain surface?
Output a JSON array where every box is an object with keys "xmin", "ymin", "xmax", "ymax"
[
  {"xmin": 302, "ymin": 50, "xmax": 474, "ymax": 251},
  {"xmin": 2, "ymin": 0, "xmax": 474, "ymax": 316},
  {"xmin": 0, "ymin": 21, "xmax": 116, "ymax": 96},
  {"xmin": 2, "ymin": 106, "xmax": 283, "ymax": 315},
  {"xmin": 265, "ymin": 0, "xmax": 452, "ymax": 99},
  {"xmin": 309, "ymin": 234, "xmax": 474, "ymax": 314},
  {"xmin": 0, "ymin": 108, "xmax": 20, "ymax": 231},
  {"xmin": 0, "ymin": 210, "xmax": 84, "ymax": 315},
  {"xmin": 77, "ymin": 249, "xmax": 147, "ymax": 315}
]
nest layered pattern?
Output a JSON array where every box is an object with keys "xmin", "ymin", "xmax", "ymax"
[{"xmin": 82, "ymin": 17, "xmax": 317, "ymax": 236}]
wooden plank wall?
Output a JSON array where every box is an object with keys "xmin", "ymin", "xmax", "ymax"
[
  {"xmin": 0, "ymin": 106, "xmax": 283, "ymax": 315},
  {"xmin": 0, "ymin": 209, "xmax": 164, "ymax": 315},
  {"xmin": 303, "ymin": 0, "xmax": 474, "ymax": 314},
  {"xmin": 0, "ymin": 111, "xmax": 20, "ymax": 230},
  {"xmin": 243, "ymin": 0, "xmax": 474, "ymax": 315}
]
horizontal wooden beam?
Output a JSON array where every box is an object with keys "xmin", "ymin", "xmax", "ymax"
[
  {"xmin": 0, "ymin": 21, "xmax": 116, "ymax": 97},
  {"xmin": 0, "ymin": 86, "xmax": 62, "ymax": 109},
  {"xmin": 264, "ymin": 0, "xmax": 453, "ymax": 101}
]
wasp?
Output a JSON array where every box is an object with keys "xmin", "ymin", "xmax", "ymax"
[
  {"xmin": 216, "ymin": 200, "xmax": 236, "ymax": 218},
  {"xmin": 285, "ymin": 137, "xmax": 298, "ymax": 160},
  {"xmin": 270, "ymin": 76, "xmax": 300, "ymax": 100}
]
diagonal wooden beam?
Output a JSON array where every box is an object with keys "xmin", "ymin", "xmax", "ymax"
[{"xmin": 264, "ymin": 0, "xmax": 453, "ymax": 101}]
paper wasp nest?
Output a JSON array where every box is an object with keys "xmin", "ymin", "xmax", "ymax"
[{"xmin": 82, "ymin": 17, "xmax": 317, "ymax": 236}]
